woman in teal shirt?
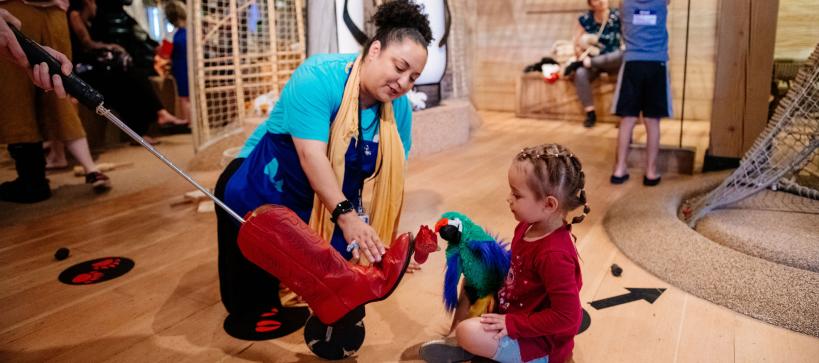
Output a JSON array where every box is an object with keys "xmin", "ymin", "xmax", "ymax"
[{"xmin": 214, "ymin": 0, "xmax": 432, "ymax": 338}]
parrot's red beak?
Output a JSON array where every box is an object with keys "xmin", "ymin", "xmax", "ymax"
[
  {"xmin": 413, "ymin": 225, "xmax": 439, "ymax": 264},
  {"xmin": 434, "ymin": 218, "xmax": 448, "ymax": 233}
]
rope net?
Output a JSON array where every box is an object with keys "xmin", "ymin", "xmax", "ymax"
[
  {"xmin": 686, "ymin": 43, "xmax": 819, "ymax": 226},
  {"xmin": 189, "ymin": 0, "xmax": 305, "ymax": 150}
]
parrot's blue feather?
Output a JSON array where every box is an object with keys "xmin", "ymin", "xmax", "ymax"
[
  {"xmin": 468, "ymin": 238, "xmax": 512, "ymax": 281},
  {"xmin": 444, "ymin": 251, "xmax": 462, "ymax": 312}
]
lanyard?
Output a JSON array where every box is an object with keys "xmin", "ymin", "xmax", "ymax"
[{"xmin": 356, "ymin": 104, "xmax": 380, "ymax": 213}]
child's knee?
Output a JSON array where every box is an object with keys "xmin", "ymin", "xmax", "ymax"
[{"xmin": 454, "ymin": 317, "xmax": 481, "ymax": 348}]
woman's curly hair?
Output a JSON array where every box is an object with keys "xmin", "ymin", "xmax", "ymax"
[{"xmin": 364, "ymin": 0, "xmax": 433, "ymax": 55}]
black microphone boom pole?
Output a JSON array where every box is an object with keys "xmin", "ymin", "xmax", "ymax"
[{"xmin": 9, "ymin": 22, "xmax": 245, "ymax": 224}]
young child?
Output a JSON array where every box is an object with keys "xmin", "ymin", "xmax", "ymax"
[
  {"xmin": 422, "ymin": 143, "xmax": 588, "ymax": 363},
  {"xmin": 156, "ymin": 0, "xmax": 191, "ymax": 123},
  {"xmin": 610, "ymin": 0, "xmax": 671, "ymax": 186}
]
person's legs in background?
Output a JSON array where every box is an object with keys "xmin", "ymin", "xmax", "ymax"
[
  {"xmin": 640, "ymin": 61, "xmax": 671, "ymax": 186},
  {"xmin": 170, "ymin": 25, "xmax": 191, "ymax": 126},
  {"xmin": 43, "ymin": 140, "xmax": 66, "ymax": 169},
  {"xmin": 92, "ymin": 69, "xmax": 159, "ymax": 145},
  {"xmin": 122, "ymin": 67, "xmax": 186, "ymax": 139},
  {"xmin": 588, "ymin": 49, "xmax": 623, "ymax": 71},
  {"xmin": 178, "ymin": 96, "xmax": 190, "ymax": 122},
  {"xmin": 577, "ymin": 50, "xmax": 623, "ymax": 128},
  {"xmin": 45, "ymin": 139, "xmax": 112, "ymax": 191},
  {"xmin": 574, "ymin": 66, "xmax": 599, "ymax": 127},
  {"xmin": 39, "ymin": 6, "xmax": 111, "ymax": 191},
  {"xmin": 126, "ymin": 68, "xmax": 185, "ymax": 126},
  {"xmin": 643, "ymin": 117, "xmax": 660, "ymax": 181},
  {"xmin": 611, "ymin": 60, "xmax": 644, "ymax": 184},
  {"xmin": 157, "ymin": 108, "xmax": 186, "ymax": 126},
  {"xmin": 0, "ymin": 2, "xmax": 50, "ymax": 203},
  {"xmin": 613, "ymin": 115, "xmax": 638, "ymax": 179}
]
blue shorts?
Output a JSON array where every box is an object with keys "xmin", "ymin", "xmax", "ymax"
[{"xmin": 492, "ymin": 336, "xmax": 549, "ymax": 363}]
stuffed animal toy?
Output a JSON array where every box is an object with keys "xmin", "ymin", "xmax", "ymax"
[{"xmin": 434, "ymin": 212, "xmax": 510, "ymax": 317}]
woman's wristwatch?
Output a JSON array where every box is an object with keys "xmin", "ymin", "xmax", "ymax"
[{"xmin": 330, "ymin": 200, "xmax": 355, "ymax": 223}]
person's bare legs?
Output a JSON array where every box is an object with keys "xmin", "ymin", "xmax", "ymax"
[
  {"xmin": 157, "ymin": 108, "xmax": 187, "ymax": 125},
  {"xmin": 455, "ymin": 317, "xmax": 500, "ymax": 359},
  {"xmin": 613, "ymin": 116, "xmax": 638, "ymax": 177},
  {"xmin": 64, "ymin": 138, "xmax": 100, "ymax": 174},
  {"xmin": 179, "ymin": 96, "xmax": 191, "ymax": 122},
  {"xmin": 643, "ymin": 117, "xmax": 661, "ymax": 179},
  {"xmin": 44, "ymin": 140, "xmax": 68, "ymax": 169},
  {"xmin": 67, "ymin": 138, "xmax": 111, "ymax": 190},
  {"xmin": 44, "ymin": 139, "xmax": 110, "ymax": 189}
]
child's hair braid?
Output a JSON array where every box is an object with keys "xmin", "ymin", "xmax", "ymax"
[{"xmin": 515, "ymin": 144, "xmax": 590, "ymax": 226}]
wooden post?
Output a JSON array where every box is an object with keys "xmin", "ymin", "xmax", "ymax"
[
  {"xmin": 709, "ymin": 0, "xmax": 779, "ymax": 158},
  {"xmin": 192, "ymin": 0, "xmax": 209, "ymax": 148},
  {"xmin": 744, "ymin": 0, "xmax": 779, "ymax": 151}
]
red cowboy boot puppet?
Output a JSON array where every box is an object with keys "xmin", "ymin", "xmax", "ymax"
[
  {"xmin": 237, "ymin": 204, "xmax": 440, "ymax": 326},
  {"xmin": 413, "ymin": 224, "xmax": 440, "ymax": 264}
]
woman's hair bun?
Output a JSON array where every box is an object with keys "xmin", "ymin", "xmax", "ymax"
[{"xmin": 373, "ymin": 0, "xmax": 433, "ymax": 45}]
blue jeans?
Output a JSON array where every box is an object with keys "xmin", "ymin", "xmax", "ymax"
[{"xmin": 492, "ymin": 336, "xmax": 549, "ymax": 363}]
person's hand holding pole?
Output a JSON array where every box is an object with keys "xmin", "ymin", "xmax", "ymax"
[{"xmin": 2, "ymin": 12, "xmax": 74, "ymax": 98}]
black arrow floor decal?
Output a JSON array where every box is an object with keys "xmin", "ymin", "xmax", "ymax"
[{"xmin": 589, "ymin": 288, "xmax": 666, "ymax": 310}]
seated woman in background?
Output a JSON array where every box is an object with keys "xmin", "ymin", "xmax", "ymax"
[
  {"xmin": 564, "ymin": 0, "xmax": 623, "ymax": 128},
  {"xmin": 67, "ymin": 0, "xmax": 186, "ymax": 145}
]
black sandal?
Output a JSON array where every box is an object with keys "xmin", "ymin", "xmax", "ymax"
[
  {"xmin": 610, "ymin": 174, "xmax": 630, "ymax": 184},
  {"xmin": 643, "ymin": 175, "xmax": 662, "ymax": 186}
]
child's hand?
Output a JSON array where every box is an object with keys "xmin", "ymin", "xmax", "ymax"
[{"xmin": 480, "ymin": 313, "xmax": 508, "ymax": 340}]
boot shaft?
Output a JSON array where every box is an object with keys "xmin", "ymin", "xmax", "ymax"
[
  {"xmin": 1, "ymin": 143, "xmax": 51, "ymax": 203},
  {"xmin": 238, "ymin": 204, "xmax": 414, "ymax": 325},
  {"xmin": 8, "ymin": 142, "xmax": 47, "ymax": 182}
]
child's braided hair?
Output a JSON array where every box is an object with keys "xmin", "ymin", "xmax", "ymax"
[{"xmin": 515, "ymin": 144, "xmax": 591, "ymax": 226}]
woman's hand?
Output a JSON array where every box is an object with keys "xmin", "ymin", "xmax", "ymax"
[
  {"xmin": 31, "ymin": 46, "xmax": 74, "ymax": 99},
  {"xmin": 480, "ymin": 313, "xmax": 508, "ymax": 340},
  {"xmin": 107, "ymin": 43, "xmax": 127, "ymax": 54},
  {"xmin": 1, "ymin": 13, "xmax": 74, "ymax": 99},
  {"xmin": 337, "ymin": 212, "xmax": 385, "ymax": 263},
  {"xmin": 107, "ymin": 44, "xmax": 132, "ymax": 67},
  {"xmin": 1, "ymin": 10, "xmax": 28, "ymax": 68},
  {"xmin": 292, "ymin": 137, "xmax": 389, "ymax": 263}
]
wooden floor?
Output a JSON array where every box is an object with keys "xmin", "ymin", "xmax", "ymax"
[{"xmin": 1, "ymin": 112, "xmax": 817, "ymax": 362}]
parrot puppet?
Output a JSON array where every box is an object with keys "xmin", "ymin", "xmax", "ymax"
[{"xmin": 434, "ymin": 212, "xmax": 511, "ymax": 317}]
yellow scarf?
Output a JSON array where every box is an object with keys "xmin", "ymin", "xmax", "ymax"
[{"xmin": 308, "ymin": 56, "xmax": 406, "ymax": 247}]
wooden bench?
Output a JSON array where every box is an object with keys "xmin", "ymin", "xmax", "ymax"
[{"xmin": 515, "ymin": 72, "xmax": 619, "ymax": 123}]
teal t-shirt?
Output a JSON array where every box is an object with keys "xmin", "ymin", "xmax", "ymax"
[{"xmin": 239, "ymin": 53, "xmax": 413, "ymax": 158}]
